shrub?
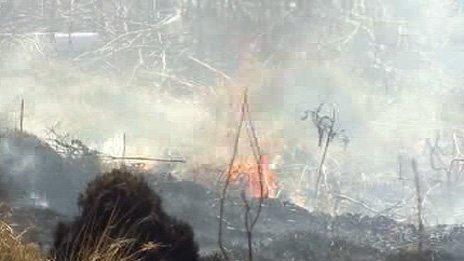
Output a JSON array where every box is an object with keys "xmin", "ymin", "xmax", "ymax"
[
  {"xmin": 386, "ymin": 248, "xmax": 455, "ymax": 261},
  {"xmin": 52, "ymin": 168, "xmax": 199, "ymax": 261}
]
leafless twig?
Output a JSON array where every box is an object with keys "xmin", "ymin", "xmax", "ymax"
[
  {"xmin": 218, "ymin": 88, "xmax": 264, "ymax": 261},
  {"xmin": 411, "ymin": 159, "xmax": 425, "ymax": 253},
  {"xmin": 218, "ymin": 90, "xmax": 247, "ymax": 261}
]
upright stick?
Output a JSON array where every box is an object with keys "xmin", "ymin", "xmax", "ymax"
[
  {"xmin": 20, "ymin": 99, "xmax": 24, "ymax": 132},
  {"xmin": 411, "ymin": 159, "xmax": 424, "ymax": 252},
  {"xmin": 122, "ymin": 132, "xmax": 126, "ymax": 165}
]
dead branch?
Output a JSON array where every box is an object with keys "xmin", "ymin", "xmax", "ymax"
[
  {"xmin": 188, "ymin": 55, "xmax": 234, "ymax": 83},
  {"xmin": 427, "ymin": 132, "xmax": 464, "ymax": 191},
  {"xmin": 218, "ymin": 90, "xmax": 247, "ymax": 261},
  {"xmin": 242, "ymin": 99, "xmax": 264, "ymax": 261},
  {"xmin": 307, "ymin": 104, "xmax": 336, "ymax": 204},
  {"xmin": 411, "ymin": 159, "xmax": 425, "ymax": 253},
  {"xmin": 218, "ymin": 88, "xmax": 265, "ymax": 261},
  {"xmin": 100, "ymin": 155, "xmax": 186, "ymax": 163},
  {"xmin": 46, "ymin": 127, "xmax": 185, "ymax": 163},
  {"xmin": 244, "ymin": 101, "xmax": 264, "ymax": 229},
  {"xmin": 334, "ymin": 193, "xmax": 380, "ymax": 214}
]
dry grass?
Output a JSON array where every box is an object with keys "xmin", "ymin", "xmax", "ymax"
[
  {"xmin": 0, "ymin": 220, "xmax": 46, "ymax": 261},
  {"xmin": 57, "ymin": 236, "xmax": 149, "ymax": 261},
  {"xmin": 54, "ymin": 219, "xmax": 160, "ymax": 261},
  {"xmin": 1, "ymin": 169, "xmax": 195, "ymax": 261},
  {"xmin": 0, "ymin": 218, "xmax": 160, "ymax": 261},
  {"xmin": 52, "ymin": 169, "xmax": 198, "ymax": 261}
]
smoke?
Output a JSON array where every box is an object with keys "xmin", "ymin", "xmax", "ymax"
[
  {"xmin": 0, "ymin": 66, "xmax": 214, "ymax": 160},
  {"xmin": 1, "ymin": 0, "xmax": 464, "ymax": 222}
]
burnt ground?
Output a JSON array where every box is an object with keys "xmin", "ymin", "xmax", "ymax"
[
  {"xmin": 1, "ymin": 131, "xmax": 464, "ymax": 260},
  {"xmin": 3, "ymin": 176, "xmax": 464, "ymax": 260},
  {"xmin": 149, "ymin": 177, "xmax": 464, "ymax": 260}
]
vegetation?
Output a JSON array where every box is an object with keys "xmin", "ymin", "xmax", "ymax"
[
  {"xmin": 0, "ymin": 221, "xmax": 45, "ymax": 261},
  {"xmin": 0, "ymin": 169, "xmax": 200, "ymax": 261},
  {"xmin": 1, "ymin": 0, "xmax": 464, "ymax": 260},
  {"xmin": 52, "ymin": 169, "xmax": 199, "ymax": 261}
]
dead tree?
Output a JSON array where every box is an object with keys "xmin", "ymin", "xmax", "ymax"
[
  {"xmin": 301, "ymin": 103, "xmax": 348, "ymax": 209},
  {"xmin": 427, "ymin": 132, "xmax": 464, "ymax": 189},
  {"xmin": 218, "ymin": 89, "xmax": 264, "ymax": 261},
  {"xmin": 426, "ymin": 131, "xmax": 464, "ymax": 218}
]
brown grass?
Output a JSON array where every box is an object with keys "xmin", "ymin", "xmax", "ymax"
[
  {"xmin": 52, "ymin": 213, "xmax": 160, "ymax": 261},
  {"xmin": 0, "ymin": 220, "xmax": 46, "ymax": 261},
  {"xmin": 0, "ymin": 218, "xmax": 160, "ymax": 261}
]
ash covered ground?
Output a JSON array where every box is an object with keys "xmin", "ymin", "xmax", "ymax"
[{"xmin": 1, "ymin": 131, "xmax": 463, "ymax": 260}]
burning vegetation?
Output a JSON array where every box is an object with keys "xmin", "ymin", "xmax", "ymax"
[
  {"xmin": 229, "ymin": 155, "xmax": 278, "ymax": 199},
  {"xmin": 3, "ymin": 0, "xmax": 464, "ymax": 260},
  {"xmin": 0, "ymin": 131, "xmax": 464, "ymax": 260}
]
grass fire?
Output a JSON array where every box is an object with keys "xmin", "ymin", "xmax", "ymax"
[{"xmin": 1, "ymin": 1, "xmax": 464, "ymax": 261}]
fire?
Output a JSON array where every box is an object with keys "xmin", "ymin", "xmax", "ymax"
[{"xmin": 229, "ymin": 155, "xmax": 278, "ymax": 199}]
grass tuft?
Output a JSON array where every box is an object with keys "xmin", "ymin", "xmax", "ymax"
[{"xmin": 0, "ymin": 220, "xmax": 46, "ymax": 261}]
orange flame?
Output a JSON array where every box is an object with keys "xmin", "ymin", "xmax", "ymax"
[{"xmin": 229, "ymin": 155, "xmax": 278, "ymax": 199}]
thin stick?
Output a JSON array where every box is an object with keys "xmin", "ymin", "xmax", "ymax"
[
  {"xmin": 122, "ymin": 132, "xmax": 126, "ymax": 165},
  {"xmin": 19, "ymin": 99, "xmax": 24, "ymax": 132},
  {"xmin": 411, "ymin": 159, "xmax": 424, "ymax": 253},
  {"xmin": 218, "ymin": 90, "xmax": 247, "ymax": 261},
  {"xmin": 188, "ymin": 56, "xmax": 234, "ymax": 83},
  {"xmin": 244, "ymin": 101, "xmax": 264, "ymax": 228},
  {"xmin": 334, "ymin": 193, "xmax": 379, "ymax": 214},
  {"xmin": 123, "ymin": 133, "xmax": 126, "ymax": 157},
  {"xmin": 314, "ymin": 108, "xmax": 336, "ymax": 202},
  {"xmin": 217, "ymin": 88, "xmax": 265, "ymax": 261},
  {"xmin": 101, "ymin": 155, "xmax": 185, "ymax": 163},
  {"xmin": 242, "ymin": 192, "xmax": 254, "ymax": 261},
  {"xmin": 241, "ymin": 100, "xmax": 264, "ymax": 261}
]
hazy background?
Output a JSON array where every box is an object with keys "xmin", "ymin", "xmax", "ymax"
[{"xmin": 1, "ymin": 0, "xmax": 464, "ymax": 223}]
